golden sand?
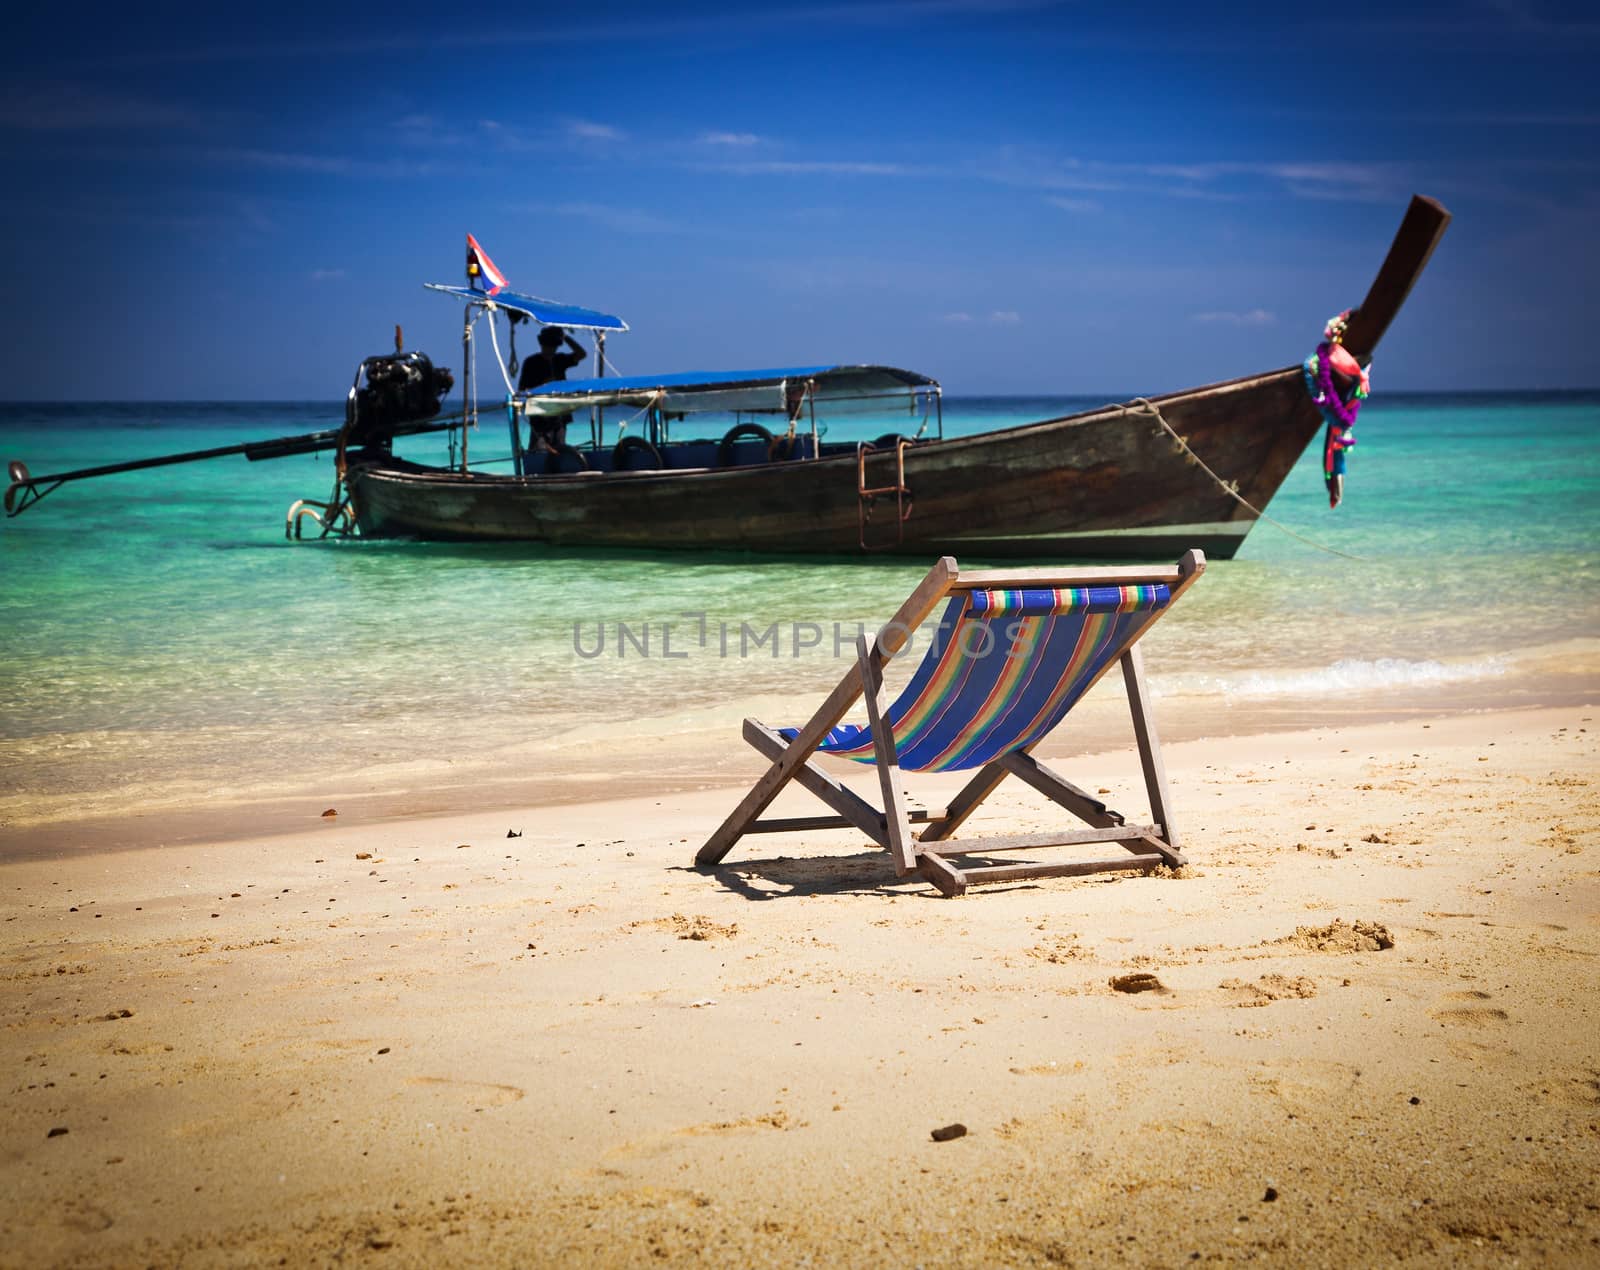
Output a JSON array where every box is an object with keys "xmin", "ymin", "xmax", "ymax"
[{"xmin": 2, "ymin": 705, "xmax": 1597, "ymax": 1266}]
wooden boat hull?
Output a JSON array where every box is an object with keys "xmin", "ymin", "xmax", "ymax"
[
  {"xmin": 347, "ymin": 368, "xmax": 1315, "ymax": 559},
  {"xmin": 346, "ymin": 196, "xmax": 1450, "ymax": 560}
]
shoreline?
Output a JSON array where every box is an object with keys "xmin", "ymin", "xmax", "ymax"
[
  {"xmin": 2, "ymin": 702, "xmax": 1596, "ymax": 1264},
  {"xmin": 4, "ymin": 678, "xmax": 1593, "ymax": 862}
]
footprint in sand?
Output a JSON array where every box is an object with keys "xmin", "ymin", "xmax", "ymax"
[
  {"xmin": 606, "ymin": 1110, "xmax": 799, "ymax": 1159},
  {"xmin": 1221, "ymin": 974, "xmax": 1318, "ymax": 1008},
  {"xmin": 1430, "ymin": 990, "xmax": 1510, "ymax": 1027},
  {"xmin": 578, "ymin": 1185, "xmax": 713, "ymax": 1213},
  {"xmin": 60, "ymin": 1204, "xmax": 114, "ymax": 1234},
  {"xmin": 1007, "ymin": 1061, "xmax": 1081, "ymax": 1077},
  {"xmin": 1513, "ymin": 1069, "xmax": 1600, "ymax": 1108},
  {"xmin": 1247, "ymin": 1059, "xmax": 1361, "ymax": 1116},
  {"xmin": 404, "ymin": 1076, "xmax": 524, "ymax": 1106}
]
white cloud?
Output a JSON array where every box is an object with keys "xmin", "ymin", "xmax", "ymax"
[
  {"xmin": 476, "ymin": 119, "xmax": 543, "ymax": 153},
  {"xmin": 203, "ymin": 147, "xmax": 352, "ymax": 174},
  {"xmin": 193, "ymin": 147, "xmax": 440, "ymax": 179},
  {"xmin": 1045, "ymin": 195, "xmax": 1100, "ymax": 212},
  {"xmin": 942, "ymin": 310, "xmax": 1020, "ymax": 325},
  {"xmin": 977, "ymin": 149, "xmax": 1413, "ymax": 204},
  {"xmin": 528, "ymin": 201, "xmax": 679, "ymax": 234},
  {"xmin": 1192, "ymin": 309, "xmax": 1276, "ymax": 326},
  {"xmin": 480, "ymin": 117, "xmax": 624, "ymax": 149},
  {"xmin": 705, "ymin": 159, "xmax": 909, "ymax": 176},
  {"xmin": 1138, "ymin": 159, "xmax": 1399, "ymax": 203},
  {"xmin": 569, "ymin": 119, "xmax": 624, "ymax": 141},
  {"xmin": 699, "ymin": 130, "xmax": 761, "ymax": 146}
]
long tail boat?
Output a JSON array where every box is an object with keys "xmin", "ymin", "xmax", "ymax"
[{"xmin": 6, "ymin": 197, "xmax": 1449, "ymax": 559}]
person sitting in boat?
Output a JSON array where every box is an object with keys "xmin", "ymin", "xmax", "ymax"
[{"xmin": 518, "ymin": 326, "xmax": 587, "ymax": 449}]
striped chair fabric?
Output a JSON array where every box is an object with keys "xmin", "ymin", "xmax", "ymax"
[{"xmin": 784, "ymin": 584, "xmax": 1170, "ymax": 772}]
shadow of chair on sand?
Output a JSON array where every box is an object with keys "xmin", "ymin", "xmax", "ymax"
[{"xmin": 687, "ymin": 849, "xmax": 1062, "ymax": 902}]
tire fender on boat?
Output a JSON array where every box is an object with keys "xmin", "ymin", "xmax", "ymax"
[
  {"xmin": 612, "ymin": 435, "xmax": 665, "ymax": 472},
  {"xmin": 543, "ymin": 444, "xmax": 590, "ymax": 475},
  {"xmin": 717, "ymin": 423, "xmax": 775, "ymax": 467}
]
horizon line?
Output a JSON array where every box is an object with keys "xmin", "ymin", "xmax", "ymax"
[{"xmin": 2, "ymin": 387, "xmax": 1598, "ymax": 408}]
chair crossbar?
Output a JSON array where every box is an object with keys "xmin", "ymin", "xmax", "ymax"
[
  {"xmin": 947, "ymin": 565, "xmax": 1184, "ymax": 590},
  {"xmin": 998, "ymin": 752, "xmax": 1124, "ymax": 828},
  {"xmin": 957, "ymin": 855, "xmax": 1167, "ymax": 885},
  {"xmin": 926, "ymin": 825, "xmax": 1162, "ymax": 856},
  {"xmin": 748, "ymin": 811, "xmax": 938, "ymax": 835},
  {"xmin": 915, "ymin": 851, "xmax": 1167, "ymax": 898}
]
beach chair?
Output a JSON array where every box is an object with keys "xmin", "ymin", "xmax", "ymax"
[{"xmin": 695, "ymin": 550, "xmax": 1205, "ymax": 896}]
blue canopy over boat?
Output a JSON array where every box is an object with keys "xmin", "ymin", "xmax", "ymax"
[
  {"xmin": 424, "ymin": 283, "xmax": 629, "ymax": 332},
  {"xmin": 519, "ymin": 365, "xmax": 939, "ymax": 418}
]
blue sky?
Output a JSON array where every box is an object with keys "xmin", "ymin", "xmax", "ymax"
[{"xmin": 1, "ymin": 0, "xmax": 1595, "ymax": 398}]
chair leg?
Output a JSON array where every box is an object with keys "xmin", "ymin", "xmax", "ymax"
[
  {"xmin": 696, "ymin": 719, "xmax": 808, "ymax": 866},
  {"xmin": 695, "ymin": 557, "xmax": 959, "ymax": 868},
  {"xmin": 858, "ymin": 635, "xmax": 916, "ymax": 875},
  {"xmin": 917, "ymin": 852, "xmax": 968, "ymax": 897},
  {"xmin": 696, "ymin": 675, "xmax": 864, "ymax": 866},
  {"xmin": 1121, "ymin": 645, "xmax": 1180, "ymax": 860},
  {"xmin": 742, "ymin": 721, "xmax": 890, "ymax": 848}
]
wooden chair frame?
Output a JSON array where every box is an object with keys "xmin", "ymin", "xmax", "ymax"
[{"xmin": 695, "ymin": 550, "xmax": 1207, "ymax": 896}]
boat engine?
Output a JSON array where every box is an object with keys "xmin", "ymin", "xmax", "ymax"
[{"xmin": 345, "ymin": 352, "xmax": 455, "ymax": 449}]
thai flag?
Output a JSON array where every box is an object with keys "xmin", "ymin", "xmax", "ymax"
[{"xmin": 466, "ymin": 233, "xmax": 508, "ymax": 295}]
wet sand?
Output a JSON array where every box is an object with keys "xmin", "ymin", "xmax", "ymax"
[{"xmin": 2, "ymin": 704, "xmax": 1597, "ymax": 1266}]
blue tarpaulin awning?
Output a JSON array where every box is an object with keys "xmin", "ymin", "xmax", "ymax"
[{"xmin": 424, "ymin": 283, "xmax": 629, "ymax": 332}]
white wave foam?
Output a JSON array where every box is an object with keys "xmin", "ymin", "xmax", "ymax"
[{"xmin": 1164, "ymin": 656, "xmax": 1509, "ymax": 701}]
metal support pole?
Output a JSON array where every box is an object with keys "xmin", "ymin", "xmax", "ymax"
[
  {"xmin": 595, "ymin": 330, "xmax": 607, "ymax": 444},
  {"xmin": 507, "ymin": 398, "xmax": 524, "ymax": 475},
  {"xmin": 460, "ymin": 304, "xmax": 474, "ymax": 472},
  {"xmin": 807, "ymin": 382, "xmax": 818, "ymax": 460}
]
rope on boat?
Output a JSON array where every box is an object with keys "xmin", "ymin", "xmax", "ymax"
[
  {"xmin": 608, "ymin": 394, "xmax": 662, "ymax": 441},
  {"xmin": 482, "ymin": 307, "xmax": 519, "ymax": 396},
  {"xmin": 1119, "ymin": 397, "xmax": 1365, "ymax": 562}
]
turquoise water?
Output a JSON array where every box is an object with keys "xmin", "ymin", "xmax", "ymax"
[{"xmin": 2, "ymin": 393, "xmax": 1597, "ymax": 833}]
